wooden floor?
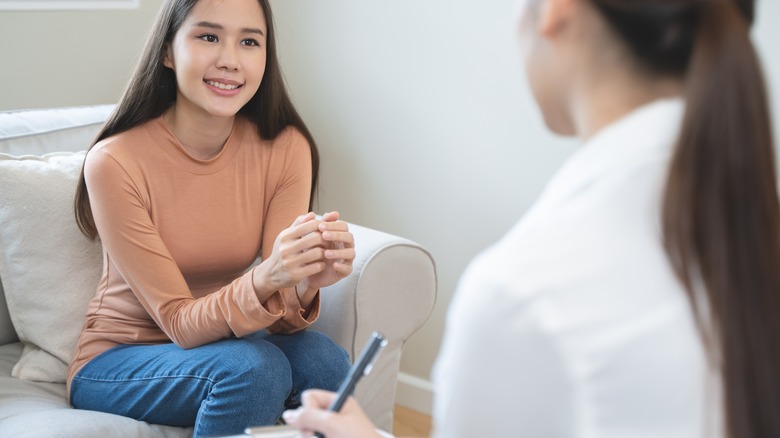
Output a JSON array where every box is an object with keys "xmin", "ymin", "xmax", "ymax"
[{"xmin": 393, "ymin": 404, "xmax": 432, "ymax": 438}]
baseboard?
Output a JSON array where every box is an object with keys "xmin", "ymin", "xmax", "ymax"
[{"xmin": 394, "ymin": 372, "xmax": 434, "ymax": 415}]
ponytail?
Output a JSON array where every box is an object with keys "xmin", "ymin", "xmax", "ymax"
[
  {"xmin": 593, "ymin": 0, "xmax": 780, "ymax": 435},
  {"xmin": 662, "ymin": 2, "xmax": 780, "ymax": 437}
]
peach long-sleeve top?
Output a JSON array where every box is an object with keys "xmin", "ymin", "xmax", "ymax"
[{"xmin": 66, "ymin": 116, "xmax": 319, "ymax": 394}]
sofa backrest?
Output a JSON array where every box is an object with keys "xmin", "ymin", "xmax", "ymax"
[
  {"xmin": 0, "ymin": 104, "xmax": 115, "ymax": 345},
  {"xmin": 0, "ymin": 105, "xmax": 114, "ymax": 155}
]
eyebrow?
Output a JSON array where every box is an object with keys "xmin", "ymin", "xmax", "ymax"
[{"xmin": 193, "ymin": 21, "xmax": 265, "ymax": 36}]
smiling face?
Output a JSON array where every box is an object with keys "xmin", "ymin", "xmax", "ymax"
[{"xmin": 163, "ymin": 0, "xmax": 267, "ymax": 121}]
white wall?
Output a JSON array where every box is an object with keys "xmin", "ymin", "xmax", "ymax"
[
  {"xmin": 269, "ymin": 0, "xmax": 780, "ymax": 413},
  {"xmin": 1, "ymin": 0, "xmax": 778, "ymax": 415},
  {"xmin": 0, "ymin": 1, "xmax": 161, "ymax": 111},
  {"xmin": 268, "ymin": 0, "xmax": 578, "ymax": 413}
]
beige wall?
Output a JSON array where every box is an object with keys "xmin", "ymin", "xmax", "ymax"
[
  {"xmin": 2, "ymin": 0, "xmax": 779, "ymax": 415},
  {"xmin": 0, "ymin": 1, "xmax": 161, "ymax": 111}
]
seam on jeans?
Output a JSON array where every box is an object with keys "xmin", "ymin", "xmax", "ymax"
[
  {"xmin": 204, "ymin": 377, "xmax": 217, "ymax": 408},
  {"xmin": 73, "ymin": 374, "xmax": 218, "ymax": 384}
]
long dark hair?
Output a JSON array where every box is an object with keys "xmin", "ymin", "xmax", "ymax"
[
  {"xmin": 74, "ymin": 0, "xmax": 319, "ymax": 239},
  {"xmin": 592, "ymin": 0, "xmax": 780, "ymax": 436}
]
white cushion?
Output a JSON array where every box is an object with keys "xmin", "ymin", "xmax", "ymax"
[
  {"xmin": 0, "ymin": 152, "xmax": 102, "ymax": 382},
  {"xmin": 0, "ymin": 281, "xmax": 16, "ymax": 346},
  {"xmin": 0, "ymin": 105, "xmax": 114, "ymax": 155},
  {"xmin": 0, "ymin": 343, "xmax": 192, "ymax": 438}
]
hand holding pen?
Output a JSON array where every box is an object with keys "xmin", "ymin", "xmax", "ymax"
[{"xmin": 282, "ymin": 332, "xmax": 388, "ymax": 438}]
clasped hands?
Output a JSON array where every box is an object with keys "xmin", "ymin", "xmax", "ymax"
[{"xmin": 255, "ymin": 211, "xmax": 355, "ymax": 306}]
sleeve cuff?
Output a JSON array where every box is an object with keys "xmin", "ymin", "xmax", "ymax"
[
  {"xmin": 227, "ymin": 268, "xmax": 286, "ymax": 338},
  {"xmin": 267, "ymin": 288, "xmax": 321, "ymax": 334}
]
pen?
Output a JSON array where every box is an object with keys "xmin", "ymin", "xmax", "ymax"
[{"xmin": 314, "ymin": 331, "xmax": 388, "ymax": 438}]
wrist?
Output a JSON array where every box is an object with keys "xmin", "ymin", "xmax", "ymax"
[
  {"xmin": 295, "ymin": 281, "xmax": 319, "ymax": 308},
  {"xmin": 251, "ymin": 264, "xmax": 277, "ymax": 302}
]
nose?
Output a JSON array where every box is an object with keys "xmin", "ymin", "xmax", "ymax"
[{"xmin": 216, "ymin": 43, "xmax": 239, "ymax": 71}]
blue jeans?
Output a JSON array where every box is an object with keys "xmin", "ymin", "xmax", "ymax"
[{"xmin": 70, "ymin": 330, "xmax": 350, "ymax": 438}]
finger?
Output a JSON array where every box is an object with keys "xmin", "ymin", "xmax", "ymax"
[
  {"xmin": 280, "ymin": 220, "xmax": 321, "ymax": 244},
  {"xmin": 279, "ymin": 250, "xmax": 326, "ymax": 277},
  {"xmin": 292, "ymin": 212, "xmax": 316, "ymax": 227},
  {"xmin": 290, "ymin": 231, "xmax": 327, "ymax": 253},
  {"xmin": 282, "ymin": 221, "xmax": 324, "ymax": 244},
  {"xmin": 279, "ymin": 236, "xmax": 322, "ymax": 262},
  {"xmin": 333, "ymin": 262, "xmax": 354, "ymax": 276},
  {"xmin": 320, "ymin": 211, "xmax": 340, "ymax": 222},
  {"xmin": 291, "ymin": 247, "xmax": 327, "ymax": 266},
  {"xmin": 324, "ymin": 248, "xmax": 356, "ymax": 261},
  {"xmin": 297, "ymin": 260, "xmax": 327, "ymax": 277},
  {"xmin": 320, "ymin": 222, "xmax": 351, "ymax": 238},
  {"xmin": 283, "ymin": 408, "xmax": 334, "ymax": 437},
  {"xmin": 282, "ymin": 390, "xmax": 340, "ymax": 433},
  {"xmin": 302, "ymin": 389, "xmax": 340, "ymax": 408},
  {"xmin": 293, "ymin": 219, "xmax": 324, "ymax": 236},
  {"xmin": 318, "ymin": 220, "xmax": 349, "ymax": 232},
  {"xmin": 321, "ymin": 230, "xmax": 354, "ymax": 246}
]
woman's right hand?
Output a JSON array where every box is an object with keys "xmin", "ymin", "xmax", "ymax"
[
  {"xmin": 253, "ymin": 212, "xmax": 327, "ymax": 299},
  {"xmin": 282, "ymin": 390, "xmax": 383, "ymax": 438}
]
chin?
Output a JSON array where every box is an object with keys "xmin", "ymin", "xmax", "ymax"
[
  {"xmin": 204, "ymin": 95, "xmax": 256, "ymax": 120},
  {"xmin": 207, "ymin": 105, "xmax": 246, "ymax": 119},
  {"xmin": 536, "ymin": 101, "xmax": 575, "ymax": 137},
  {"xmin": 543, "ymin": 116, "xmax": 576, "ymax": 137}
]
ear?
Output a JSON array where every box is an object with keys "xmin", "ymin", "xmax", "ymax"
[
  {"xmin": 162, "ymin": 43, "xmax": 174, "ymax": 70},
  {"xmin": 537, "ymin": 0, "xmax": 577, "ymax": 37}
]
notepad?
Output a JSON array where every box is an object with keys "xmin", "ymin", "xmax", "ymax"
[
  {"xmin": 244, "ymin": 425, "xmax": 301, "ymax": 438},
  {"xmin": 244, "ymin": 424, "xmax": 394, "ymax": 438}
]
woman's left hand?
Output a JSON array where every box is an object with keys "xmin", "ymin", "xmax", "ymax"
[{"xmin": 299, "ymin": 211, "xmax": 355, "ymax": 292}]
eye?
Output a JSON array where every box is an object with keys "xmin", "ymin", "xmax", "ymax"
[
  {"xmin": 241, "ymin": 38, "xmax": 260, "ymax": 47},
  {"xmin": 198, "ymin": 34, "xmax": 218, "ymax": 43}
]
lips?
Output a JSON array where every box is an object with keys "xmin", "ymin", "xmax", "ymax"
[{"xmin": 204, "ymin": 79, "xmax": 243, "ymax": 90}]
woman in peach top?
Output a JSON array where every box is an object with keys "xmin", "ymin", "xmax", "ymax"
[{"xmin": 68, "ymin": 0, "xmax": 353, "ymax": 436}]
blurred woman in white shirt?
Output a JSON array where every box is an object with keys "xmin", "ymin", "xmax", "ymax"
[{"xmin": 283, "ymin": 0, "xmax": 780, "ymax": 437}]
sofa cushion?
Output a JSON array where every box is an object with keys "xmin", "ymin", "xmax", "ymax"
[
  {"xmin": 0, "ymin": 343, "xmax": 192, "ymax": 438},
  {"xmin": 0, "ymin": 105, "xmax": 114, "ymax": 156},
  {"xmin": 0, "ymin": 282, "xmax": 16, "ymax": 346},
  {"xmin": 0, "ymin": 105, "xmax": 112, "ymax": 349},
  {"xmin": 0, "ymin": 152, "xmax": 102, "ymax": 383}
]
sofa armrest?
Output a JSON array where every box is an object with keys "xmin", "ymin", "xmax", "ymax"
[{"xmin": 312, "ymin": 222, "xmax": 436, "ymax": 432}]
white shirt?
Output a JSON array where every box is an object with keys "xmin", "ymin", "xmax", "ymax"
[{"xmin": 431, "ymin": 99, "xmax": 721, "ymax": 437}]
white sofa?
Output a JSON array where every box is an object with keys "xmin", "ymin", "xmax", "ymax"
[{"xmin": 0, "ymin": 105, "xmax": 437, "ymax": 437}]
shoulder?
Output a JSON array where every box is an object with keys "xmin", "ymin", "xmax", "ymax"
[
  {"xmin": 266, "ymin": 123, "xmax": 313, "ymax": 167},
  {"xmin": 434, "ymin": 254, "xmax": 575, "ymax": 436},
  {"xmin": 234, "ymin": 120, "xmax": 313, "ymax": 188},
  {"xmin": 275, "ymin": 125, "xmax": 311, "ymax": 156},
  {"xmin": 238, "ymin": 120, "xmax": 312, "ymax": 163},
  {"xmin": 238, "ymin": 118, "xmax": 310, "ymax": 150},
  {"xmin": 447, "ymin": 239, "xmax": 553, "ymax": 341},
  {"xmin": 85, "ymin": 120, "xmax": 159, "ymax": 182},
  {"xmin": 87, "ymin": 119, "xmax": 159, "ymax": 163},
  {"xmin": 454, "ymin": 198, "xmax": 681, "ymax": 325}
]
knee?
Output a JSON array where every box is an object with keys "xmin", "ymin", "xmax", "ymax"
[
  {"xmin": 295, "ymin": 332, "xmax": 352, "ymax": 390},
  {"xmin": 310, "ymin": 331, "xmax": 350, "ymax": 364},
  {"xmin": 216, "ymin": 340, "xmax": 293, "ymax": 398}
]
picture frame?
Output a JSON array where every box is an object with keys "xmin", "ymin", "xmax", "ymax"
[{"xmin": 0, "ymin": 0, "xmax": 138, "ymax": 10}]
